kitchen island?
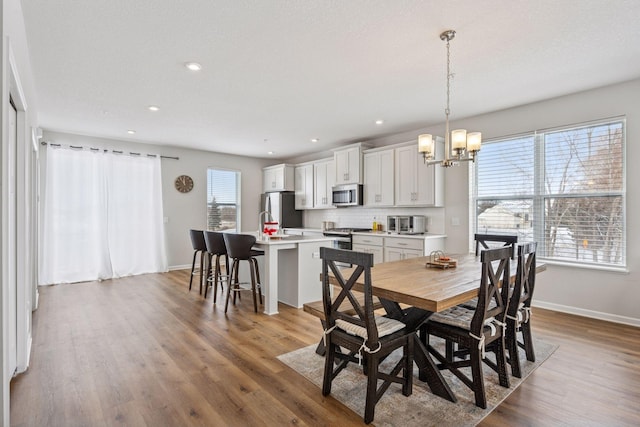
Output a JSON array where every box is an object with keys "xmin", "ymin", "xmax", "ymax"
[{"xmin": 250, "ymin": 234, "xmax": 335, "ymax": 315}]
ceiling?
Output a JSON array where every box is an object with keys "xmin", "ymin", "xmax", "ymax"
[{"xmin": 21, "ymin": 0, "xmax": 640, "ymax": 159}]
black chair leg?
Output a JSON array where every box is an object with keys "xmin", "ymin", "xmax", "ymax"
[
  {"xmin": 198, "ymin": 251, "xmax": 205, "ymax": 295},
  {"xmin": 364, "ymin": 354, "xmax": 379, "ymax": 424},
  {"xmin": 212, "ymin": 256, "xmax": 221, "ymax": 304},
  {"xmin": 521, "ymin": 321, "xmax": 536, "ymax": 362},
  {"xmin": 204, "ymin": 253, "xmax": 212, "ymax": 299},
  {"xmin": 249, "ymin": 259, "xmax": 258, "ymax": 313},
  {"xmin": 495, "ymin": 337, "xmax": 510, "ymax": 388},
  {"xmin": 252, "ymin": 258, "xmax": 263, "ymax": 304},
  {"xmin": 470, "ymin": 346, "xmax": 487, "ymax": 409},
  {"xmin": 507, "ymin": 321, "xmax": 522, "ymax": 378},
  {"xmin": 224, "ymin": 259, "xmax": 238, "ymax": 313},
  {"xmin": 188, "ymin": 250, "xmax": 198, "ymax": 291}
]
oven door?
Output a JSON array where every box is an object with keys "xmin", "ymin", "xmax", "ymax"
[{"xmin": 324, "ymin": 235, "xmax": 353, "ymax": 267}]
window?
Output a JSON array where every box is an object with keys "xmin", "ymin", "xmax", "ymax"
[
  {"xmin": 472, "ymin": 118, "xmax": 625, "ymax": 269},
  {"xmin": 207, "ymin": 168, "xmax": 240, "ymax": 232}
]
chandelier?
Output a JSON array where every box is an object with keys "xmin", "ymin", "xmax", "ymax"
[{"xmin": 418, "ymin": 30, "xmax": 481, "ymax": 167}]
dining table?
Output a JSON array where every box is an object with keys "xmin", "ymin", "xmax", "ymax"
[{"xmin": 327, "ymin": 252, "xmax": 546, "ymax": 402}]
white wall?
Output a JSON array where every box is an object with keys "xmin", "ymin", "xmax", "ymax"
[
  {"xmin": 41, "ymin": 131, "xmax": 274, "ymax": 269},
  {"xmin": 358, "ymin": 78, "xmax": 640, "ymax": 325}
]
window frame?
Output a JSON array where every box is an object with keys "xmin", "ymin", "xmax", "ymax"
[
  {"xmin": 471, "ymin": 116, "xmax": 626, "ymax": 271},
  {"xmin": 206, "ymin": 167, "xmax": 241, "ymax": 233}
]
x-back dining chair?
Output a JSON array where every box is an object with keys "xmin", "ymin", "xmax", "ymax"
[
  {"xmin": 475, "ymin": 233, "xmax": 518, "ymax": 259},
  {"xmin": 504, "ymin": 242, "xmax": 538, "ymax": 377},
  {"xmin": 320, "ymin": 247, "xmax": 414, "ymax": 424},
  {"xmin": 422, "ymin": 246, "xmax": 512, "ymax": 409}
]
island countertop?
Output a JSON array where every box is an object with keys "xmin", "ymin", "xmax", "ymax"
[{"xmin": 248, "ymin": 233, "xmax": 335, "ymax": 245}]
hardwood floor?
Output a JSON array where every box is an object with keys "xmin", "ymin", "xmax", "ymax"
[{"xmin": 10, "ymin": 270, "xmax": 640, "ymax": 426}]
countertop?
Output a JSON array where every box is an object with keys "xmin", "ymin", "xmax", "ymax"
[
  {"xmin": 251, "ymin": 233, "xmax": 335, "ymax": 245},
  {"xmin": 352, "ymin": 231, "xmax": 447, "ymax": 239}
]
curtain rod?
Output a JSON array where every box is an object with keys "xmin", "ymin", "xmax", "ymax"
[{"xmin": 40, "ymin": 141, "xmax": 179, "ymax": 160}]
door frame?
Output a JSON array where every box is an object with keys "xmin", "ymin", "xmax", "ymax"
[{"xmin": 2, "ymin": 37, "xmax": 33, "ymax": 425}]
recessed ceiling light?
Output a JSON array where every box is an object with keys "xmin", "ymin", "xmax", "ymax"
[
  {"xmin": 311, "ymin": 138, "xmax": 319, "ymax": 143},
  {"xmin": 148, "ymin": 105, "xmax": 160, "ymax": 112},
  {"xmin": 375, "ymin": 119, "xmax": 384, "ymax": 125},
  {"xmin": 268, "ymin": 151, "xmax": 274, "ymax": 155},
  {"xmin": 184, "ymin": 62, "xmax": 202, "ymax": 71},
  {"xmin": 127, "ymin": 130, "xmax": 136, "ymax": 135}
]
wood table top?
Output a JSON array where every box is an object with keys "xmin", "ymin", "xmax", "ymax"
[{"xmin": 329, "ymin": 253, "xmax": 546, "ymax": 313}]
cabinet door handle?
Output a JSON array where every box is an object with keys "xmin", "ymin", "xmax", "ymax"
[{"xmin": 398, "ymin": 243, "xmax": 407, "ymax": 246}]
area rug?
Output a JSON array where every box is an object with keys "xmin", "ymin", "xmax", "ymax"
[{"xmin": 278, "ymin": 337, "xmax": 557, "ymax": 426}]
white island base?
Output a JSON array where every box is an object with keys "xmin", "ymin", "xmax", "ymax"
[{"xmin": 247, "ymin": 235, "xmax": 334, "ymax": 315}]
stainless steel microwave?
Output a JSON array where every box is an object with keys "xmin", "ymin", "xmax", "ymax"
[
  {"xmin": 387, "ymin": 215, "xmax": 427, "ymax": 234},
  {"xmin": 332, "ymin": 184, "xmax": 363, "ymax": 207}
]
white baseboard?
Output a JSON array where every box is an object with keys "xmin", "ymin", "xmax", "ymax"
[
  {"xmin": 533, "ymin": 300, "xmax": 640, "ymax": 328},
  {"xmin": 168, "ymin": 264, "xmax": 191, "ymax": 271},
  {"xmin": 15, "ymin": 334, "xmax": 32, "ymax": 375}
]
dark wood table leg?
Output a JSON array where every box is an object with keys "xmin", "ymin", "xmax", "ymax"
[
  {"xmin": 379, "ymin": 301, "xmax": 457, "ymax": 403},
  {"xmin": 413, "ymin": 334, "xmax": 457, "ymax": 402}
]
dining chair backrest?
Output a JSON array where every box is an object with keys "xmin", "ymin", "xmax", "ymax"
[
  {"xmin": 223, "ymin": 233, "xmax": 257, "ymax": 260},
  {"xmin": 189, "ymin": 229, "xmax": 207, "ymax": 251},
  {"xmin": 320, "ymin": 247, "xmax": 378, "ymax": 346},
  {"xmin": 474, "ymin": 233, "xmax": 518, "ymax": 259},
  {"xmin": 512, "ymin": 242, "xmax": 537, "ymax": 312},
  {"xmin": 204, "ymin": 231, "xmax": 227, "ymax": 256},
  {"xmin": 471, "ymin": 246, "xmax": 511, "ymax": 335}
]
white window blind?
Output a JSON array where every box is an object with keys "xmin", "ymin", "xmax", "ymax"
[
  {"xmin": 473, "ymin": 118, "xmax": 625, "ymax": 268},
  {"xmin": 207, "ymin": 168, "xmax": 240, "ymax": 232}
]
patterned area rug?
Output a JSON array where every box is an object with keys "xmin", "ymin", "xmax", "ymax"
[{"xmin": 278, "ymin": 338, "xmax": 557, "ymax": 426}]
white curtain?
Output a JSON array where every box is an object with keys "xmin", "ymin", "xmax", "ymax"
[{"xmin": 40, "ymin": 146, "xmax": 167, "ymax": 285}]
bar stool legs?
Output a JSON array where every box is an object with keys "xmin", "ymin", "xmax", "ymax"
[
  {"xmin": 188, "ymin": 229, "xmax": 208, "ymax": 294},
  {"xmin": 204, "ymin": 252, "xmax": 229, "ymax": 303},
  {"xmin": 188, "ymin": 249, "xmax": 206, "ymax": 293},
  {"xmin": 224, "ymin": 257, "xmax": 263, "ymax": 313}
]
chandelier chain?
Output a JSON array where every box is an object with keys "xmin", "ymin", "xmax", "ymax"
[{"xmin": 446, "ymin": 37, "xmax": 451, "ymax": 117}]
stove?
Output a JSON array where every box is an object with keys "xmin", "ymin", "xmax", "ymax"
[
  {"xmin": 323, "ymin": 227, "xmax": 371, "ymax": 251},
  {"xmin": 323, "ymin": 227, "xmax": 371, "ymax": 236}
]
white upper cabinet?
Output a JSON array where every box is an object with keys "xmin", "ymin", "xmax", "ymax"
[
  {"xmin": 294, "ymin": 164, "xmax": 314, "ymax": 209},
  {"xmin": 394, "ymin": 144, "xmax": 444, "ymax": 206},
  {"xmin": 364, "ymin": 149, "xmax": 394, "ymax": 206},
  {"xmin": 314, "ymin": 158, "xmax": 335, "ymax": 209},
  {"xmin": 263, "ymin": 164, "xmax": 295, "ymax": 192},
  {"xmin": 334, "ymin": 144, "xmax": 364, "ymax": 185}
]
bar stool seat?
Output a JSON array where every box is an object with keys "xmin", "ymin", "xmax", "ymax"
[
  {"xmin": 223, "ymin": 233, "xmax": 264, "ymax": 313},
  {"xmin": 188, "ymin": 229, "xmax": 207, "ymax": 294},
  {"xmin": 204, "ymin": 231, "xmax": 230, "ymax": 304}
]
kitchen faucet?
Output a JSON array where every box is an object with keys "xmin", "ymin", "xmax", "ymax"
[{"xmin": 258, "ymin": 210, "xmax": 274, "ymax": 240}]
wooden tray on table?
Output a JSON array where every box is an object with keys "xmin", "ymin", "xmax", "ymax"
[{"xmin": 426, "ymin": 251, "xmax": 458, "ymax": 269}]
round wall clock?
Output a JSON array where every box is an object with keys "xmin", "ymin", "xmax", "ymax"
[{"xmin": 174, "ymin": 175, "xmax": 194, "ymax": 193}]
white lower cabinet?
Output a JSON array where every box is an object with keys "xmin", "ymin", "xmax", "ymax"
[
  {"xmin": 352, "ymin": 234, "xmax": 384, "ymax": 265},
  {"xmin": 383, "ymin": 236, "xmax": 424, "ymax": 261},
  {"xmin": 352, "ymin": 233, "xmax": 447, "ymax": 263}
]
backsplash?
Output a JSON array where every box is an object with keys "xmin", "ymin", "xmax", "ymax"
[{"xmin": 304, "ymin": 207, "xmax": 446, "ymax": 234}]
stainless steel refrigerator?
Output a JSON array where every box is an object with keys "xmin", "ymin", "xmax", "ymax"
[{"xmin": 260, "ymin": 191, "xmax": 302, "ymax": 230}]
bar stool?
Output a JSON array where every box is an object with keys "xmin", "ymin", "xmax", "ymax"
[
  {"xmin": 188, "ymin": 229, "xmax": 207, "ymax": 294},
  {"xmin": 203, "ymin": 231, "xmax": 229, "ymax": 304},
  {"xmin": 223, "ymin": 233, "xmax": 264, "ymax": 313}
]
